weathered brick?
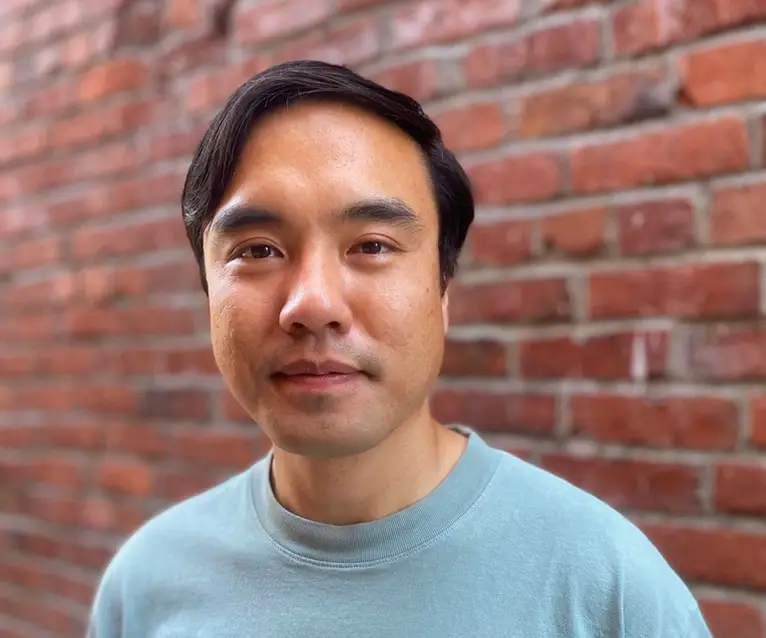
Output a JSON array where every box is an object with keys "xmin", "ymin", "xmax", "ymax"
[
  {"xmin": 615, "ymin": 197, "xmax": 695, "ymax": 255},
  {"xmin": 715, "ymin": 462, "xmax": 766, "ymax": 516},
  {"xmin": 698, "ymin": 599, "xmax": 765, "ymax": 638},
  {"xmin": 516, "ymin": 66, "xmax": 670, "ymax": 139},
  {"xmin": 138, "ymin": 389, "xmax": 211, "ymax": 421},
  {"xmin": 541, "ymin": 455, "xmax": 702, "ymax": 514},
  {"xmin": 441, "ymin": 339, "xmax": 508, "ymax": 377},
  {"xmin": 613, "ymin": 0, "xmax": 766, "ymax": 57},
  {"xmin": 642, "ymin": 523, "xmax": 766, "ymax": 590},
  {"xmin": 391, "ymin": 0, "xmax": 520, "ymax": 50},
  {"xmin": 519, "ymin": 330, "xmax": 668, "ymax": 380},
  {"xmin": 96, "ymin": 459, "xmax": 154, "ymax": 496},
  {"xmin": 540, "ymin": 207, "xmax": 606, "ymax": 258},
  {"xmin": 78, "ymin": 58, "xmax": 148, "ymax": 101},
  {"xmin": 174, "ymin": 429, "xmax": 261, "ymax": 468},
  {"xmin": 450, "ymin": 278, "xmax": 571, "ymax": 324},
  {"xmin": 465, "ymin": 219, "xmax": 533, "ymax": 266},
  {"xmin": 433, "ymin": 101, "xmax": 506, "ymax": 151},
  {"xmin": 279, "ymin": 19, "xmax": 379, "ymax": 67},
  {"xmin": 235, "ymin": 0, "xmax": 334, "ymax": 46},
  {"xmin": 679, "ymin": 38, "xmax": 766, "ymax": 106},
  {"xmin": 465, "ymin": 19, "xmax": 600, "ymax": 88},
  {"xmin": 589, "ymin": 262, "xmax": 760, "ymax": 320},
  {"xmin": 690, "ymin": 327, "xmax": 766, "ymax": 381},
  {"xmin": 570, "ymin": 394, "xmax": 739, "ymax": 450},
  {"xmin": 431, "ymin": 389, "xmax": 556, "ymax": 434},
  {"xmin": 571, "ymin": 117, "xmax": 749, "ymax": 193},
  {"xmin": 371, "ymin": 58, "xmax": 441, "ymax": 102},
  {"xmin": 467, "ymin": 151, "xmax": 561, "ymax": 204},
  {"xmin": 710, "ymin": 180, "xmax": 766, "ymax": 245},
  {"xmin": 749, "ymin": 396, "xmax": 766, "ymax": 448}
]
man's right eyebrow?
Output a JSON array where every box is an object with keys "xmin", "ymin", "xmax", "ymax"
[{"xmin": 208, "ymin": 204, "xmax": 283, "ymax": 235}]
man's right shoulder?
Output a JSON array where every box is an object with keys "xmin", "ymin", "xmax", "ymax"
[{"xmin": 88, "ymin": 465, "xmax": 255, "ymax": 634}]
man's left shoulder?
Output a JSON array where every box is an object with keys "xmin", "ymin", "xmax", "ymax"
[{"xmin": 488, "ymin": 450, "xmax": 711, "ymax": 636}]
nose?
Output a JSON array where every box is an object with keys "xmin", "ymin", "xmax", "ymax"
[{"xmin": 278, "ymin": 253, "xmax": 352, "ymax": 337}]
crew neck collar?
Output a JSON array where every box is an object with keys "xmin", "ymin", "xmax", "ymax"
[{"xmin": 249, "ymin": 428, "xmax": 500, "ymax": 566}]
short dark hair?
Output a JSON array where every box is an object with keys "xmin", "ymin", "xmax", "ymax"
[{"xmin": 181, "ymin": 59, "xmax": 474, "ymax": 295}]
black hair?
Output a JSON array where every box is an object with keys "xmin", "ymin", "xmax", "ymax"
[{"xmin": 181, "ymin": 59, "xmax": 475, "ymax": 295}]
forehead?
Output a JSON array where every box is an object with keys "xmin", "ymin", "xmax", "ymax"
[{"xmin": 217, "ymin": 101, "xmax": 437, "ymax": 224}]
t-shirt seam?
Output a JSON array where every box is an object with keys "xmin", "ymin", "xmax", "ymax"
[{"xmin": 250, "ymin": 450, "xmax": 503, "ymax": 570}]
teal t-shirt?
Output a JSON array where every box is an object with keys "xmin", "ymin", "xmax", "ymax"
[{"xmin": 88, "ymin": 429, "xmax": 711, "ymax": 637}]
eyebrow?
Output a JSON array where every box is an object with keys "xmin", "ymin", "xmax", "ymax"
[{"xmin": 208, "ymin": 197, "xmax": 425, "ymax": 236}]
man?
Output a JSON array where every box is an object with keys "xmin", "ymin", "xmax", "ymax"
[{"xmin": 88, "ymin": 60, "xmax": 711, "ymax": 637}]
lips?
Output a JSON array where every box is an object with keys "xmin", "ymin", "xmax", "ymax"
[{"xmin": 276, "ymin": 360, "xmax": 361, "ymax": 376}]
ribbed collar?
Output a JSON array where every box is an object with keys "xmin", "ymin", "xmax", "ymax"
[{"xmin": 249, "ymin": 428, "xmax": 501, "ymax": 566}]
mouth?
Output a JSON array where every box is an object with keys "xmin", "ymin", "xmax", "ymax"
[{"xmin": 271, "ymin": 359, "xmax": 368, "ymax": 393}]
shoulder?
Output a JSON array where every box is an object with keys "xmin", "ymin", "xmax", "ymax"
[
  {"xmin": 88, "ymin": 465, "xmax": 256, "ymax": 633},
  {"xmin": 485, "ymin": 450, "xmax": 710, "ymax": 635}
]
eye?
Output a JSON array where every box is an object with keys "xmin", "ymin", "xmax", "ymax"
[
  {"xmin": 239, "ymin": 244, "xmax": 282, "ymax": 260},
  {"xmin": 354, "ymin": 241, "xmax": 391, "ymax": 255}
]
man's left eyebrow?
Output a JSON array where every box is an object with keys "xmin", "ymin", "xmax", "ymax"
[{"xmin": 340, "ymin": 198, "xmax": 426, "ymax": 231}]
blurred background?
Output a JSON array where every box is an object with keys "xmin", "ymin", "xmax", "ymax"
[{"xmin": 1, "ymin": 0, "xmax": 765, "ymax": 636}]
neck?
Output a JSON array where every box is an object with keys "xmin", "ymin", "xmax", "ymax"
[{"xmin": 269, "ymin": 409, "xmax": 467, "ymax": 525}]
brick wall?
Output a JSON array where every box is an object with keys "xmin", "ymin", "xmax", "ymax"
[{"xmin": 1, "ymin": 0, "xmax": 765, "ymax": 636}]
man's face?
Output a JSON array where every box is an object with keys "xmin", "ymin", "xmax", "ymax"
[{"xmin": 203, "ymin": 101, "xmax": 448, "ymax": 458}]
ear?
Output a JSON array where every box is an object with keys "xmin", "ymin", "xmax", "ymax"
[{"xmin": 441, "ymin": 287, "xmax": 449, "ymax": 333}]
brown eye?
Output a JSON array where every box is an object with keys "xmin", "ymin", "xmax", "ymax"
[
  {"xmin": 242, "ymin": 244, "xmax": 281, "ymax": 259},
  {"xmin": 358, "ymin": 242, "xmax": 385, "ymax": 255}
]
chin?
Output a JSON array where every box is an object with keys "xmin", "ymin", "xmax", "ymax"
[{"xmin": 265, "ymin": 417, "xmax": 392, "ymax": 460}]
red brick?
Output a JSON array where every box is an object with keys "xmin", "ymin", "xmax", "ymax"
[
  {"xmin": 370, "ymin": 58, "xmax": 441, "ymax": 102},
  {"xmin": 465, "ymin": 19, "xmax": 599, "ymax": 88},
  {"xmin": 433, "ymin": 101, "xmax": 506, "ymax": 152},
  {"xmin": 15, "ymin": 531, "xmax": 114, "ymax": 570},
  {"xmin": 75, "ymin": 384, "xmax": 136, "ymax": 413},
  {"xmin": 710, "ymin": 180, "xmax": 766, "ymax": 245},
  {"xmin": 338, "ymin": 0, "xmax": 389, "ymax": 7},
  {"xmin": 81, "ymin": 498, "xmax": 146, "ymax": 534},
  {"xmin": 571, "ymin": 394, "xmax": 739, "ymax": 450},
  {"xmin": 431, "ymin": 389, "xmax": 557, "ymax": 435},
  {"xmin": 691, "ymin": 328, "xmax": 766, "ymax": 382},
  {"xmin": 235, "ymin": 0, "xmax": 333, "ymax": 46},
  {"xmin": 450, "ymin": 278, "xmax": 571, "ymax": 324},
  {"xmin": 540, "ymin": 207, "xmax": 606, "ymax": 258},
  {"xmin": 615, "ymin": 197, "xmax": 695, "ymax": 255},
  {"xmin": 588, "ymin": 262, "xmax": 760, "ymax": 320},
  {"xmin": 467, "ymin": 152, "xmax": 561, "ymax": 204},
  {"xmin": 516, "ymin": 66, "xmax": 670, "ymax": 139},
  {"xmin": 571, "ymin": 117, "xmax": 748, "ymax": 193},
  {"xmin": 27, "ymin": 495, "xmax": 80, "ymax": 526},
  {"xmin": 221, "ymin": 390, "xmax": 253, "ymax": 423},
  {"xmin": 613, "ymin": 0, "xmax": 766, "ymax": 57},
  {"xmin": 78, "ymin": 58, "xmax": 148, "ymax": 101},
  {"xmin": 164, "ymin": 346, "xmax": 219, "ymax": 375},
  {"xmin": 165, "ymin": 0, "xmax": 200, "ymax": 27},
  {"xmin": 466, "ymin": 219, "xmax": 532, "ymax": 266},
  {"xmin": 752, "ymin": 396, "xmax": 766, "ymax": 448},
  {"xmin": 679, "ymin": 39, "xmax": 766, "ymax": 106},
  {"xmin": 519, "ymin": 330, "xmax": 668, "ymax": 380},
  {"xmin": 96, "ymin": 459, "xmax": 154, "ymax": 496},
  {"xmin": 441, "ymin": 340, "xmax": 508, "ymax": 377},
  {"xmin": 642, "ymin": 523, "xmax": 766, "ymax": 590},
  {"xmin": 26, "ymin": 456, "xmax": 85, "ymax": 488},
  {"xmin": 391, "ymin": 0, "xmax": 520, "ymax": 50},
  {"xmin": 2, "ymin": 559, "xmax": 94, "ymax": 606},
  {"xmin": 45, "ymin": 421, "xmax": 103, "ymax": 450},
  {"xmin": 715, "ymin": 462, "xmax": 766, "ymax": 516},
  {"xmin": 156, "ymin": 469, "xmax": 218, "ymax": 500},
  {"xmin": 272, "ymin": 17, "xmax": 379, "ymax": 67},
  {"xmin": 174, "ymin": 429, "xmax": 261, "ymax": 468},
  {"xmin": 138, "ymin": 389, "xmax": 211, "ymax": 421},
  {"xmin": 541, "ymin": 455, "xmax": 701, "ymax": 514},
  {"xmin": 106, "ymin": 423, "xmax": 168, "ymax": 458},
  {"xmin": 698, "ymin": 599, "xmax": 765, "ymax": 638},
  {"xmin": 542, "ymin": 0, "xmax": 613, "ymax": 8},
  {"xmin": 63, "ymin": 307, "xmax": 197, "ymax": 338}
]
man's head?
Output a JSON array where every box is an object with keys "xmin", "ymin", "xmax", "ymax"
[{"xmin": 181, "ymin": 60, "xmax": 474, "ymax": 458}]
